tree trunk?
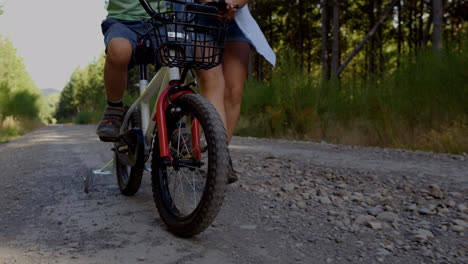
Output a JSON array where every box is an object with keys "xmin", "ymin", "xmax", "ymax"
[
  {"xmin": 408, "ymin": 1, "xmax": 414, "ymax": 52},
  {"xmin": 321, "ymin": 0, "xmax": 330, "ymax": 83},
  {"xmin": 331, "ymin": 0, "xmax": 340, "ymax": 77},
  {"xmin": 418, "ymin": 0, "xmax": 424, "ymax": 48},
  {"xmin": 307, "ymin": 16, "xmax": 312, "ymax": 73},
  {"xmin": 377, "ymin": 0, "xmax": 384, "ymax": 73},
  {"xmin": 369, "ymin": 0, "xmax": 375, "ymax": 75},
  {"xmin": 423, "ymin": 3, "xmax": 433, "ymax": 48},
  {"xmin": 336, "ymin": 0, "xmax": 398, "ymax": 76},
  {"xmin": 298, "ymin": 0, "xmax": 304, "ymax": 71},
  {"xmin": 397, "ymin": 0, "xmax": 402, "ymax": 66},
  {"xmin": 432, "ymin": 0, "xmax": 443, "ymax": 52}
]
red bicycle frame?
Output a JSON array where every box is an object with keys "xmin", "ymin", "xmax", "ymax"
[{"xmin": 152, "ymin": 82, "xmax": 202, "ymax": 162}]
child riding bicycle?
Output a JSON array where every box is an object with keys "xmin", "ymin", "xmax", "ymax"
[{"xmin": 96, "ymin": 0, "xmax": 275, "ymax": 183}]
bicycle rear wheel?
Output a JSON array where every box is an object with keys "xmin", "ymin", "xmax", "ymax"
[
  {"xmin": 115, "ymin": 108, "xmax": 144, "ymax": 196},
  {"xmin": 151, "ymin": 93, "xmax": 229, "ymax": 237}
]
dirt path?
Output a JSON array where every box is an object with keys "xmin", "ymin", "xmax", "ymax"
[{"xmin": 0, "ymin": 125, "xmax": 467, "ymax": 264}]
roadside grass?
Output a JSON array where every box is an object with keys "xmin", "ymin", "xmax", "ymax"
[
  {"xmin": 0, "ymin": 116, "xmax": 44, "ymax": 143},
  {"xmin": 237, "ymin": 47, "xmax": 468, "ymax": 154}
]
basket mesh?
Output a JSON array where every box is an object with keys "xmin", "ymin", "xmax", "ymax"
[{"xmin": 147, "ymin": 9, "xmax": 227, "ymax": 70}]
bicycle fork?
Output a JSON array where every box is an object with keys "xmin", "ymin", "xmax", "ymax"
[
  {"xmin": 138, "ymin": 65, "xmax": 202, "ymax": 164},
  {"xmin": 153, "ymin": 81, "xmax": 202, "ymax": 163}
]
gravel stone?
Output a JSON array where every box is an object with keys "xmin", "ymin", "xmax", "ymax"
[
  {"xmin": 418, "ymin": 207, "xmax": 435, "ymax": 215},
  {"xmin": 410, "ymin": 229, "xmax": 434, "ymax": 242},
  {"xmin": 429, "ymin": 184, "xmax": 444, "ymax": 199},
  {"xmin": 457, "ymin": 204, "xmax": 467, "ymax": 212},
  {"xmin": 282, "ymin": 184, "xmax": 296, "ymax": 192},
  {"xmin": 367, "ymin": 207, "xmax": 383, "ymax": 216},
  {"xmin": 366, "ymin": 221, "xmax": 383, "ymax": 230},
  {"xmin": 355, "ymin": 215, "xmax": 376, "ymax": 225},
  {"xmin": 449, "ymin": 191, "xmax": 463, "ymax": 198},
  {"xmin": 456, "ymin": 214, "xmax": 468, "ymax": 222},
  {"xmin": 452, "ymin": 219, "xmax": 468, "ymax": 228},
  {"xmin": 350, "ymin": 192, "xmax": 364, "ymax": 202},
  {"xmin": 414, "ymin": 196, "xmax": 426, "ymax": 205},
  {"xmin": 377, "ymin": 248, "xmax": 391, "ymax": 256},
  {"xmin": 296, "ymin": 201, "xmax": 307, "ymax": 209},
  {"xmin": 406, "ymin": 203, "xmax": 417, "ymax": 211},
  {"xmin": 437, "ymin": 206, "xmax": 450, "ymax": 214},
  {"xmin": 450, "ymin": 225, "xmax": 465, "ymax": 233},
  {"xmin": 317, "ymin": 188, "xmax": 328, "ymax": 197},
  {"xmin": 327, "ymin": 210, "xmax": 339, "ymax": 216},
  {"xmin": 446, "ymin": 199, "xmax": 456, "ymax": 207},
  {"xmin": 376, "ymin": 212, "xmax": 399, "ymax": 222},
  {"xmin": 319, "ymin": 196, "xmax": 332, "ymax": 205}
]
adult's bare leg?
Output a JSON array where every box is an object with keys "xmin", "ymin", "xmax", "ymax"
[
  {"xmin": 195, "ymin": 65, "xmax": 228, "ymax": 130},
  {"xmin": 104, "ymin": 37, "xmax": 133, "ymax": 101},
  {"xmin": 222, "ymin": 41, "xmax": 251, "ymax": 143}
]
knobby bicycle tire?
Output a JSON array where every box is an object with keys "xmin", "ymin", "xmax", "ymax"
[
  {"xmin": 151, "ymin": 93, "xmax": 229, "ymax": 237},
  {"xmin": 115, "ymin": 108, "xmax": 144, "ymax": 196}
]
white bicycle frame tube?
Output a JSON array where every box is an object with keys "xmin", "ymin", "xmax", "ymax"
[{"xmin": 120, "ymin": 66, "xmax": 180, "ymax": 151}]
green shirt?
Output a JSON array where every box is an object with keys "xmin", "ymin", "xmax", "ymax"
[{"xmin": 107, "ymin": 0, "xmax": 166, "ymax": 20}]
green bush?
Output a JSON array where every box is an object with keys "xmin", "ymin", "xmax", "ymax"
[
  {"xmin": 5, "ymin": 90, "xmax": 40, "ymax": 119},
  {"xmin": 237, "ymin": 46, "xmax": 468, "ymax": 153}
]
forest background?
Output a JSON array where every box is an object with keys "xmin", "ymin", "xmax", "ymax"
[{"xmin": 1, "ymin": 0, "xmax": 467, "ymax": 154}]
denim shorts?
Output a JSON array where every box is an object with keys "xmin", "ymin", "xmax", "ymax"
[
  {"xmin": 197, "ymin": 15, "xmax": 252, "ymax": 45},
  {"xmin": 101, "ymin": 17, "xmax": 156, "ymax": 67},
  {"xmin": 225, "ymin": 19, "xmax": 252, "ymax": 44}
]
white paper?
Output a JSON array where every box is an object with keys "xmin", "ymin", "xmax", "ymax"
[{"xmin": 235, "ymin": 5, "xmax": 276, "ymax": 66}]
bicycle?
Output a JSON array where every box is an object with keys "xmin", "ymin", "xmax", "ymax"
[{"xmin": 101, "ymin": 0, "xmax": 235, "ymax": 237}]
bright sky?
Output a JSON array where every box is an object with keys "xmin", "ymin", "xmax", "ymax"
[{"xmin": 0, "ymin": 0, "xmax": 107, "ymax": 91}]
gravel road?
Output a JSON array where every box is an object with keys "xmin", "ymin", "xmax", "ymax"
[{"xmin": 0, "ymin": 125, "xmax": 467, "ymax": 264}]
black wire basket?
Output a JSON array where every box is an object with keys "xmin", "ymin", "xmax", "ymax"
[{"xmin": 147, "ymin": 3, "xmax": 227, "ymax": 70}]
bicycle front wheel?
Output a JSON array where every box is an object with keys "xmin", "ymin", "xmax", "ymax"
[{"xmin": 151, "ymin": 93, "xmax": 229, "ymax": 237}]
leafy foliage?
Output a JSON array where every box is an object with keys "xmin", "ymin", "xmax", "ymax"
[
  {"xmin": 0, "ymin": 36, "xmax": 51, "ymax": 141},
  {"xmin": 0, "ymin": 37, "xmax": 49, "ymax": 122},
  {"xmin": 55, "ymin": 54, "xmax": 106, "ymax": 121}
]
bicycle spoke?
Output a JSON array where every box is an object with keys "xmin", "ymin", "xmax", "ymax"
[
  {"xmin": 182, "ymin": 140, "xmax": 191, "ymax": 156},
  {"xmin": 177, "ymin": 122, "xmax": 182, "ymax": 157},
  {"xmin": 178, "ymin": 170, "xmax": 186, "ymax": 213},
  {"xmin": 171, "ymin": 169, "xmax": 178, "ymax": 206},
  {"xmin": 180, "ymin": 170, "xmax": 193, "ymax": 211},
  {"xmin": 192, "ymin": 170, "xmax": 197, "ymax": 209},
  {"xmin": 180, "ymin": 168, "xmax": 201, "ymax": 201}
]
